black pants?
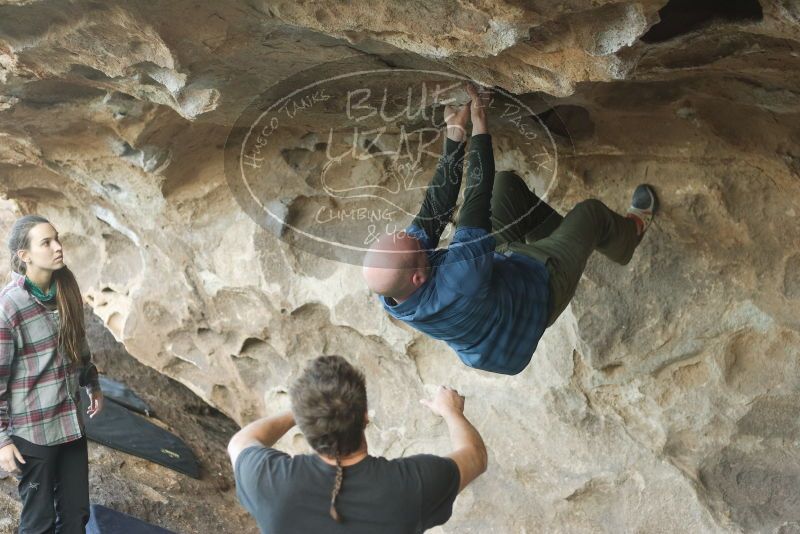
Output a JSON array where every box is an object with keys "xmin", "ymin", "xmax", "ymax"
[{"xmin": 11, "ymin": 435, "xmax": 90, "ymax": 534}]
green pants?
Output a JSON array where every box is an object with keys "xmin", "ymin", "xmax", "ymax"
[{"xmin": 490, "ymin": 171, "xmax": 640, "ymax": 327}]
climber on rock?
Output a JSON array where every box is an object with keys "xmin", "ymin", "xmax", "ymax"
[{"xmin": 362, "ymin": 82, "xmax": 658, "ymax": 375}]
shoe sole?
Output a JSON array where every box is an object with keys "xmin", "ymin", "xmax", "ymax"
[{"xmin": 633, "ymin": 184, "xmax": 659, "ymax": 214}]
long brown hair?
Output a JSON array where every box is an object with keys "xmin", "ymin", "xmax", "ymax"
[
  {"xmin": 8, "ymin": 215, "xmax": 85, "ymax": 365},
  {"xmin": 289, "ymin": 355, "xmax": 368, "ymax": 523}
]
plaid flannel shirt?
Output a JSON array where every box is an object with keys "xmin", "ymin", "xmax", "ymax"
[{"xmin": 0, "ymin": 271, "xmax": 100, "ymax": 449}]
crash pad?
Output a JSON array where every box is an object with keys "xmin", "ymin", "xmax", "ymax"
[
  {"xmin": 81, "ymin": 389, "xmax": 200, "ymax": 479},
  {"xmin": 87, "ymin": 504, "xmax": 177, "ymax": 534},
  {"xmin": 98, "ymin": 375, "xmax": 152, "ymax": 416}
]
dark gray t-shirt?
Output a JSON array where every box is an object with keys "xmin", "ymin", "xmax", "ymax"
[{"xmin": 234, "ymin": 446, "xmax": 461, "ymax": 534}]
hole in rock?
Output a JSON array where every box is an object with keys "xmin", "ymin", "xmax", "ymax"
[
  {"xmin": 641, "ymin": 0, "xmax": 763, "ymax": 43},
  {"xmin": 102, "ymin": 181, "xmax": 122, "ymax": 193},
  {"xmin": 19, "ymin": 79, "xmax": 105, "ymax": 106},
  {"xmin": 239, "ymin": 337, "xmax": 266, "ymax": 353},
  {"xmin": 280, "ymin": 147, "xmax": 315, "ymax": 172},
  {"xmin": 67, "ymin": 64, "xmax": 111, "ymax": 81},
  {"xmin": 537, "ymin": 105, "xmax": 595, "ymax": 141}
]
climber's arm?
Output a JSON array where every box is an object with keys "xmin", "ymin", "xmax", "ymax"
[
  {"xmin": 410, "ymin": 104, "xmax": 469, "ymax": 248},
  {"xmin": 456, "ymin": 85, "xmax": 494, "ymax": 232}
]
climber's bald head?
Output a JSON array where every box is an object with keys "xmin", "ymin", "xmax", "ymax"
[{"xmin": 362, "ymin": 231, "xmax": 430, "ymax": 300}]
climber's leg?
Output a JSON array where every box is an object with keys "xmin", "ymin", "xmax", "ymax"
[
  {"xmin": 490, "ymin": 170, "xmax": 562, "ymax": 248},
  {"xmin": 511, "ymin": 198, "xmax": 640, "ymax": 326}
]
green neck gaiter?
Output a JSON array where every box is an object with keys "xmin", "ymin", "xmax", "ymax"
[{"xmin": 25, "ymin": 276, "xmax": 57, "ymax": 302}]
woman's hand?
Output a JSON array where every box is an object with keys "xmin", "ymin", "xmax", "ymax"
[
  {"xmin": 87, "ymin": 389, "xmax": 104, "ymax": 419},
  {"xmin": 0, "ymin": 443, "xmax": 25, "ymax": 475}
]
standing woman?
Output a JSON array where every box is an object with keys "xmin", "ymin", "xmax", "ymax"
[{"xmin": 0, "ymin": 215, "xmax": 103, "ymax": 533}]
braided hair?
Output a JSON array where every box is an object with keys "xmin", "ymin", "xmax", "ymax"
[
  {"xmin": 330, "ymin": 449, "xmax": 344, "ymax": 522},
  {"xmin": 289, "ymin": 356, "xmax": 368, "ymax": 523}
]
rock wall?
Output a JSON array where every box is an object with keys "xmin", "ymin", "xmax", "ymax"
[{"xmin": 1, "ymin": 1, "xmax": 800, "ymax": 532}]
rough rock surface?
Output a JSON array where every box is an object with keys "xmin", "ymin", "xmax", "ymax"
[{"xmin": 1, "ymin": 1, "xmax": 800, "ymax": 532}]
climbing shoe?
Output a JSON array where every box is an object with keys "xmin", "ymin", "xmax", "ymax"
[{"xmin": 626, "ymin": 184, "xmax": 658, "ymax": 236}]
